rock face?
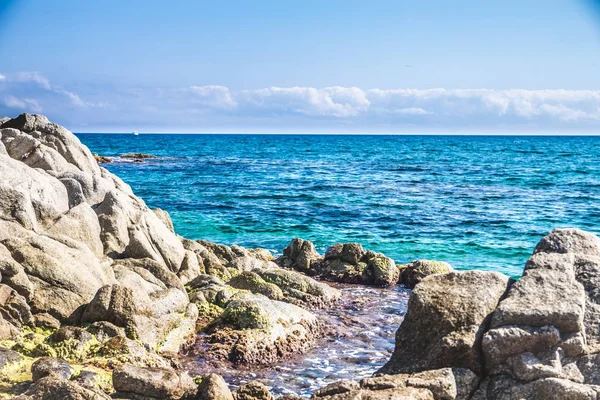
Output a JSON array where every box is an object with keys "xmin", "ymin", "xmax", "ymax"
[{"xmin": 0, "ymin": 114, "xmax": 195, "ymax": 351}]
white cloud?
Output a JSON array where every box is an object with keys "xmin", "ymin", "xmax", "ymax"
[
  {"xmin": 0, "ymin": 72, "xmax": 106, "ymax": 109},
  {"xmin": 366, "ymin": 88, "xmax": 600, "ymax": 122},
  {"xmin": 238, "ymin": 86, "xmax": 370, "ymax": 117},
  {"xmin": 13, "ymin": 72, "xmax": 52, "ymax": 90},
  {"xmin": 2, "ymin": 96, "xmax": 42, "ymax": 112},
  {"xmin": 394, "ymin": 107, "xmax": 431, "ymax": 115},
  {"xmin": 2, "ymin": 78, "xmax": 600, "ymax": 132},
  {"xmin": 189, "ymin": 85, "xmax": 237, "ymax": 108}
]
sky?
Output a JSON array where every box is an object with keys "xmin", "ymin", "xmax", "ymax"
[{"xmin": 1, "ymin": 0, "xmax": 600, "ymax": 133}]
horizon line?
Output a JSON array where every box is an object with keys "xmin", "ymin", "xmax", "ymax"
[{"xmin": 74, "ymin": 131, "xmax": 600, "ymax": 136}]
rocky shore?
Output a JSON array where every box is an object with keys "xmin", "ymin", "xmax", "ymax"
[{"xmin": 0, "ymin": 113, "xmax": 599, "ymax": 399}]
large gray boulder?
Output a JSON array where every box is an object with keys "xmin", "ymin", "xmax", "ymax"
[
  {"xmin": 482, "ymin": 229, "xmax": 600, "ymax": 384},
  {"xmin": 379, "ymin": 271, "xmax": 510, "ymax": 375}
]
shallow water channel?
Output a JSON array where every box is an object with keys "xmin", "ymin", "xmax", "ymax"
[{"xmin": 185, "ymin": 283, "xmax": 410, "ymax": 397}]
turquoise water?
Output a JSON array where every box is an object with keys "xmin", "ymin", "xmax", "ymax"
[{"xmin": 78, "ymin": 134, "xmax": 600, "ymax": 278}]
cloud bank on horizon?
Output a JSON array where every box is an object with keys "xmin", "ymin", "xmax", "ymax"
[{"xmin": 0, "ymin": 71, "xmax": 599, "ymax": 134}]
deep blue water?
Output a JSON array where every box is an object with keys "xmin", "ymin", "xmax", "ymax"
[{"xmin": 78, "ymin": 134, "xmax": 600, "ymax": 278}]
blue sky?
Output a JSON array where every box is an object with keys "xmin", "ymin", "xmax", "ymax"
[{"xmin": 1, "ymin": 0, "xmax": 600, "ymax": 133}]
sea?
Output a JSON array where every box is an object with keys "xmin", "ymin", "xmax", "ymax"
[{"xmin": 78, "ymin": 133, "xmax": 600, "ymax": 279}]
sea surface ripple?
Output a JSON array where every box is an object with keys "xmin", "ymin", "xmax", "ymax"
[{"xmin": 79, "ymin": 134, "xmax": 600, "ymax": 278}]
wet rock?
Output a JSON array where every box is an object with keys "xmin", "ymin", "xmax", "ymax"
[
  {"xmin": 379, "ymin": 271, "xmax": 510, "ymax": 375},
  {"xmin": 314, "ymin": 380, "xmax": 361, "ymax": 397},
  {"xmin": 279, "ymin": 238, "xmax": 322, "ymax": 273},
  {"xmin": 281, "ymin": 239, "xmax": 402, "ymax": 287},
  {"xmin": 0, "ymin": 346, "xmax": 24, "ymax": 379},
  {"xmin": 324, "ymin": 243, "xmax": 344, "ymax": 260},
  {"xmin": 113, "ymin": 364, "xmax": 197, "ymax": 399},
  {"xmin": 31, "ymin": 357, "xmax": 74, "ymax": 382},
  {"xmin": 197, "ymin": 373, "xmax": 234, "ymax": 400},
  {"xmin": 400, "ymin": 260, "xmax": 453, "ymax": 288},
  {"xmin": 120, "ymin": 152, "xmax": 157, "ymax": 159},
  {"xmin": 93, "ymin": 154, "xmax": 112, "ymax": 164},
  {"xmin": 233, "ymin": 380, "xmax": 275, "ymax": 400},
  {"xmin": 73, "ymin": 369, "xmax": 112, "ymax": 393}
]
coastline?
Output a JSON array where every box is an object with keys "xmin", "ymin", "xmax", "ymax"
[{"xmin": 0, "ymin": 113, "xmax": 599, "ymax": 399}]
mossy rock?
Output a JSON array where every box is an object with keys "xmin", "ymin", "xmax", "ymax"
[
  {"xmin": 0, "ymin": 347, "xmax": 32, "ymax": 385},
  {"xmin": 401, "ymin": 260, "xmax": 453, "ymax": 288},
  {"xmin": 72, "ymin": 367, "xmax": 114, "ymax": 394},
  {"xmin": 228, "ymin": 272, "xmax": 284, "ymax": 300},
  {"xmin": 325, "ymin": 259, "xmax": 371, "ymax": 284},
  {"xmin": 49, "ymin": 327, "xmax": 101, "ymax": 361},
  {"xmin": 369, "ymin": 256, "xmax": 400, "ymax": 287},
  {"xmin": 221, "ymin": 299, "xmax": 271, "ymax": 330},
  {"xmin": 3, "ymin": 328, "xmax": 54, "ymax": 358},
  {"xmin": 205, "ymin": 263, "xmax": 232, "ymax": 282}
]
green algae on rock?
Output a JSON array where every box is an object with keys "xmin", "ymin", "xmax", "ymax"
[{"xmin": 400, "ymin": 259, "xmax": 454, "ymax": 288}]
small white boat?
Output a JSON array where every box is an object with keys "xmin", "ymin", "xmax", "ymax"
[{"xmin": 133, "ymin": 131, "xmax": 139, "ymax": 136}]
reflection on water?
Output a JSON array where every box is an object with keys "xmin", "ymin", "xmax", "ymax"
[{"xmin": 184, "ymin": 283, "xmax": 410, "ymax": 397}]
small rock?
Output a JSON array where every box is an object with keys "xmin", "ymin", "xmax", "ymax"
[
  {"xmin": 31, "ymin": 357, "xmax": 74, "ymax": 382},
  {"xmin": 0, "ymin": 346, "xmax": 23, "ymax": 376},
  {"xmin": 197, "ymin": 373, "xmax": 234, "ymax": 400},
  {"xmin": 234, "ymin": 380, "xmax": 275, "ymax": 400},
  {"xmin": 15, "ymin": 376, "xmax": 111, "ymax": 400},
  {"xmin": 340, "ymin": 243, "xmax": 365, "ymax": 265},
  {"xmin": 368, "ymin": 255, "xmax": 399, "ymax": 287},
  {"xmin": 120, "ymin": 153, "xmax": 157, "ymax": 159},
  {"xmin": 88, "ymin": 321, "xmax": 125, "ymax": 343},
  {"xmin": 49, "ymin": 326, "xmax": 96, "ymax": 360},
  {"xmin": 93, "ymin": 154, "xmax": 112, "ymax": 164},
  {"xmin": 113, "ymin": 364, "xmax": 197, "ymax": 399},
  {"xmin": 315, "ymin": 380, "xmax": 360, "ymax": 397},
  {"xmin": 401, "ymin": 260, "xmax": 453, "ymax": 288},
  {"xmin": 33, "ymin": 313, "xmax": 61, "ymax": 330}
]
